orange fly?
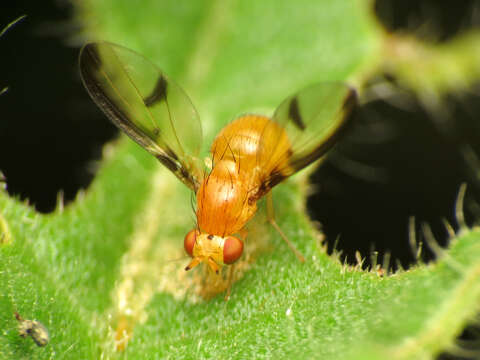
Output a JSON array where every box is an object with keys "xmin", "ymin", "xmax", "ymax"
[{"xmin": 79, "ymin": 42, "xmax": 356, "ymax": 293}]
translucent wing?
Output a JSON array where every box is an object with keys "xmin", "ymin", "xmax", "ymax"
[
  {"xmin": 79, "ymin": 42, "xmax": 203, "ymax": 191},
  {"xmin": 255, "ymin": 82, "xmax": 356, "ymax": 197}
]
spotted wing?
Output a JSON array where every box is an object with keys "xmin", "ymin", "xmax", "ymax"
[
  {"xmin": 255, "ymin": 82, "xmax": 356, "ymax": 198},
  {"xmin": 79, "ymin": 42, "xmax": 203, "ymax": 191}
]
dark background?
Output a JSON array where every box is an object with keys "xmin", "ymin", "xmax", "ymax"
[
  {"xmin": 311, "ymin": 0, "xmax": 480, "ymax": 270},
  {"xmin": 0, "ymin": 1, "xmax": 117, "ymax": 215},
  {"xmin": 1, "ymin": 2, "xmax": 480, "ymax": 358}
]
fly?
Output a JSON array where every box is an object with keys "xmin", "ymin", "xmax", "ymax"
[{"xmin": 79, "ymin": 42, "xmax": 356, "ymax": 296}]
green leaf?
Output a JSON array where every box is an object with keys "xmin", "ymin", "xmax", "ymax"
[{"xmin": 2, "ymin": 1, "xmax": 480, "ymax": 359}]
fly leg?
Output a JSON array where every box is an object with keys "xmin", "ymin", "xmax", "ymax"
[
  {"xmin": 224, "ymin": 264, "xmax": 236, "ymax": 301},
  {"xmin": 266, "ymin": 192, "xmax": 305, "ymax": 262}
]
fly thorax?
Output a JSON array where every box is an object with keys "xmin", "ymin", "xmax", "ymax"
[{"xmin": 196, "ymin": 162, "xmax": 255, "ymax": 235}]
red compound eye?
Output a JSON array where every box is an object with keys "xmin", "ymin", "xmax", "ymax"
[
  {"xmin": 223, "ymin": 236, "xmax": 244, "ymax": 264},
  {"xmin": 184, "ymin": 229, "xmax": 199, "ymax": 257}
]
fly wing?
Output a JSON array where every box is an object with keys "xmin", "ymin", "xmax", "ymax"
[
  {"xmin": 79, "ymin": 42, "xmax": 203, "ymax": 191},
  {"xmin": 255, "ymin": 82, "xmax": 356, "ymax": 198}
]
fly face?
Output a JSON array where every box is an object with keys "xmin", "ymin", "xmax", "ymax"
[{"xmin": 184, "ymin": 229, "xmax": 244, "ymax": 274}]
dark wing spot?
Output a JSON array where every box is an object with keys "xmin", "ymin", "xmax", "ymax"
[
  {"xmin": 207, "ymin": 234, "xmax": 214, "ymax": 240},
  {"xmin": 156, "ymin": 153, "xmax": 179, "ymax": 172},
  {"xmin": 144, "ymin": 75, "xmax": 168, "ymax": 107},
  {"xmin": 157, "ymin": 152, "xmax": 198, "ymax": 189},
  {"xmin": 251, "ymin": 171, "xmax": 288, "ymax": 202},
  {"xmin": 268, "ymin": 171, "xmax": 287, "ymax": 189},
  {"xmin": 287, "ymin": 87, "xmax": 358, "ymax": 172},
  {"xmin": 180, "ymin": 166, "xmax": 197, "ymax": 188},
  {"xmin": 180, "ymin": 167, "xmax": 190, "ymax": 181},
  {"xmin": 165, "ymin": 146, "xmax": 179, "ymax": 161},
  {"xmin": 288, "ymin": 97, "xmax": 306, "ymax": 130}
]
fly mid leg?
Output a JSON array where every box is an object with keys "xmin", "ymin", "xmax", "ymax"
[{"xmin": 266, "ymin": 191, "xmax": 305, "ymax": 263}]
